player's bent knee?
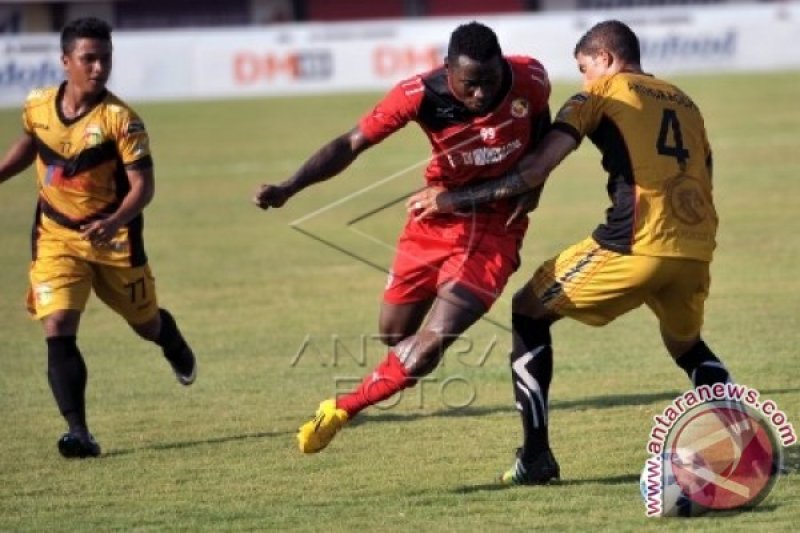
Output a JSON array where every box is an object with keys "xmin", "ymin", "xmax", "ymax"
[
  {"xmin": 129, "ymin": 312, "xmax": 161, "ymax": 342},
  {"xmin": 41, "ymin": 310, "xmax": 81, "ymax": 337},
  {"xmin": 377, "ymin": 329, "xmax": 406, "ymax": 347},
  {"xmin": 511, "ymin": 284, "xmax": 546, "ymax": 316}
]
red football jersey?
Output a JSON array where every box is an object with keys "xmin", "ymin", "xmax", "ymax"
[{"xmin": 359, "ymin": 55, "xmax": 551, "ymax": 189}]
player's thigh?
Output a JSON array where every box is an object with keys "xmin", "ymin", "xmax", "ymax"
[
  {"xmin": 384, "ymin": 222, "xmax": 450, "ymax": 306},
  {"xmin": 645, "ymin": 259, "xmax": 710, "ymax": 342},
  {"xmin": 91, "ymin": 263, "xmax": 159, "ymax": 326},
  {"xmin": 530, "ymin": 237, "xmax": 657, "ymax": 326},
  {"xmin": 27, "ymin": 255, "xmax": 93, "ymax": 320},
  {"xmin": 438, "ymin": 223, "xmax": 523, "ymax": 311}
]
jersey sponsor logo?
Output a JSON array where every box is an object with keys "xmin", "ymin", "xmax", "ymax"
[
  {"xmin": 44, "ymin": 165, "xmax": 92, "ymax": 192},
  {"xmin": 510, "ymin": 98, "xmax": 529, "ymax": 118},
  {"xmin": 452, "ymin": 139, "xmax": 523, "ymax": 167},
  {"xmin": 479, "ymin": 127, "xmax": 496, "ymax": 141},
  {"xmin": 31, "ymin": 121, "xmax": 49, "ymax": 130}
]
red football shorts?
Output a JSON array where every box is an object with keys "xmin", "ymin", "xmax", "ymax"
[{"xmin": 383, "ymin": 213, "xmax": 527, "ymax": 310}]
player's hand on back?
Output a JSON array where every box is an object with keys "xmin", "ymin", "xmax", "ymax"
[{"xmin": 253, "ymin": 183, "xmax": 292, "ymax": 210}]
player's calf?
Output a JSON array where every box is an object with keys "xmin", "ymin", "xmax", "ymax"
[{"xmin": 154, "ymin": 308, "xmax": 197, "ymax": 385}]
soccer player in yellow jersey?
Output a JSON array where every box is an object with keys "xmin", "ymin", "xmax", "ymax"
[
  {"xmin": 408, "ymin": 20, "xmax": 733, "ymax": 484},
  {"xmin": 0, "ymin": 17, "xmax": 196, "ymax": 459}
]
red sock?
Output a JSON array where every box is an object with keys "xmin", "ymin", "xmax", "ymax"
[{"xmin": 336, "ymin": 351, "xmax": 414, "ymax": 417}]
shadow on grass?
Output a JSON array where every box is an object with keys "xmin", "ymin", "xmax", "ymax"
[
  {"xmin": 350, "ymin": 390, "xmax": 684, "ymax": 426},
  {"xmin": 450, "ymin": 473, "xmax": 639, "ymax": 494},
  {"xmin": 104, "ymin": 430, "xmax": 292, "ymax": 457},
  {"xmin": 353, "ymin": 387, "xmax": 800, "ymax": 426}
]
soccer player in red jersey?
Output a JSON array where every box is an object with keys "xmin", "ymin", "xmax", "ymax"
[
  {"xmin": 254, "ymin": 22, "xmax": 551, "ymax": 454},
  {"xmin": 408, "ymin": 20, "xmax": 734, "ymax": 484}
]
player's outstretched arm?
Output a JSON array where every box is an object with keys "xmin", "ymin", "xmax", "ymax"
[
  {"xmin": 253, "ymin": 126, "xmax": 372, "ymax": 210},
  {"xmin": 407, "ymin": 129, "xmax": 577, "ymax": 219},
  {"xmin": 0, "ymin": 134, "xmax": 36, "ymax": 185}
]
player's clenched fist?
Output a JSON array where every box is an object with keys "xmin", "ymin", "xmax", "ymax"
[{"xmin": 253, "ymin": 183, "xmax": 292, "ymax": 210}]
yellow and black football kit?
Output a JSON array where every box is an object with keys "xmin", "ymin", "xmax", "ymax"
[
  {"xmin": 23, "ymin": 83, "xmax": 158, "ymax": 324},
  {"xmin": 533, "ymin": 73, "xmax": 718, "ymax": 340}
]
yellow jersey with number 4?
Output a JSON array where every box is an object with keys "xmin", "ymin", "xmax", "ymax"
[
  {"xmin": 553, "ymin": 72, "xmax": 717, "ymax": 262},
  {"xmin": 22, "ymin": 83, "xmax": 153, "ymax": 267}
]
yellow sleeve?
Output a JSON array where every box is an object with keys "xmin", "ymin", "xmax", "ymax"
[
  {"xmin": 117, "ymin": 111, "xmax": 151, "ymax": 165},
  {"xmin": 554, "ymin": 87, "xmax": 604, "ymax": 140},
  {"xmin": 21, "ymin": 90, "xmax": 39, "ymax": 134}
]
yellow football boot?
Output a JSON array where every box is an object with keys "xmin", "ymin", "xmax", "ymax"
[{"xmin": 297, "ymin": 399, "xmax": 349, "ymax": 453}]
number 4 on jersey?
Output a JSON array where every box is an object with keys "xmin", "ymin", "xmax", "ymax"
[{"xmin": 657, "ymin": 109, "xmax": 689, "ymax": 166}]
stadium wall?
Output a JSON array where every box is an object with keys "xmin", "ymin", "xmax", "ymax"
[{"xmin": 1, "ymin": 3, "xmax": 799, "ymax": 108}]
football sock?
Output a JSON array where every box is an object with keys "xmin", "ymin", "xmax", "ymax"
[
  {"xmin": 154, "ymin": 308, "xmax": 193, "ymax": 373},
  {"xmin": 46, "ymin": 336, "xmax": 88, "ymax": 435},
  {"xmin": 510, "ymin": 314, "xmax": 553, "ymax": 462},
  {"xmin": 675, "ymin": 340, "xmax": 732, "ymax": 387},
  {"xmin": 336, "ymin": 351, "xmax": 414, "ymax": 417}
]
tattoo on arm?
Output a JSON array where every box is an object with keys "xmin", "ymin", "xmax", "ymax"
[{"xmin": 444, "ymin": 169, "xmax": 531, "ymax": 211}]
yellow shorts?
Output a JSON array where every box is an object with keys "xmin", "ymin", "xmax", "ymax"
[
  {"xmin": 531, "ymin": 237, "xmax": 710, "ymax": 341},
  {"xmin": 27, "ymin": 255, "xmax": 159, "ymax": 325}
]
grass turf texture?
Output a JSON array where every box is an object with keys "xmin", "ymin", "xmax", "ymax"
[{"xmin": 1, "ymin": 71, "xmax": 798, "ymax": 531}]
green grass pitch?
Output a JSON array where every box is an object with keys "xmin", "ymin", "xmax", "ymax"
[{"xmin": 1, "ymin": 70, "xmax": 798, "ymax": 531}]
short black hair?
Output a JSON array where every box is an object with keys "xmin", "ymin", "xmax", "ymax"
[
  {"xmin": 61, "ymin": 17, "xmax": 112, "ymax": 54},
  {"xmin": 447, "ymin": 21, "xmax": 502, "ymax": 63},
  {"xmin": 574, "ymin": 20, "xmax": 640, "ymax": 65}
]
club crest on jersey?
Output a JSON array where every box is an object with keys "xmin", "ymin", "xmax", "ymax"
[
  {"xmin": 84, "ymin": 124, "xmax": 104, "ymax": 147},
  {"xmin": 34, "ymin": 284, "xmax": 54, "ymax": 306},
  {"xmin": 510, "ymin": 98, "xmax": 529, "ymax": 118}
]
